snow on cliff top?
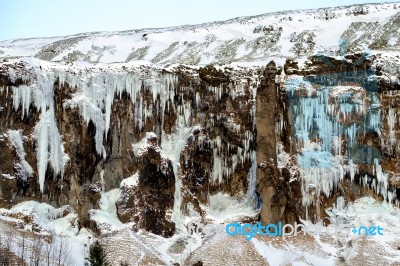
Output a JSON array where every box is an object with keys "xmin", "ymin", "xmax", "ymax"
[{"xmin": 1, "ymin": 2, "xmax": 400, "ymax": 66}]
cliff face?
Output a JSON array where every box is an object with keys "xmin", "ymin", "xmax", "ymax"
[
  {"xmin": 0, "ymin": 50, "xmax": 398, "ymax": 239},
  {"xmin": 0, "ymin": 60, "xmax": 259, "ymax": 236},
  {"xmin": 281, "ymin": 53, "xmax": 400, "ymax": 222}
]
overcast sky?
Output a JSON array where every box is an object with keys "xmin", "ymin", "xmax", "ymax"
[{"xmin": 1, "ymin": 0, "xmax": 398, "ymax": 41}]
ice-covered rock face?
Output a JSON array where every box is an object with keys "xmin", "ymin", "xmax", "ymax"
[
  {"xmin": 0, "ymin": 59, "xmax": 259, "ymax": 234},
  {"xmin": 281, "ymin": 53, "xmax": 400, "ymax": 222},
  {"xmin": 1, "ymin": 4, "xmax": 400, "ymax": 265},
  {"xmin": 0, "ymin": 49, "xmax": 399, "ymax": 238}
]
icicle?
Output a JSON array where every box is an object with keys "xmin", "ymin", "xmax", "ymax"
[
  {"xmin": 348, "ymin": 159, "xmax": 356, "ymax": 182},
  {"xmin": 285, "ymin": 75, "xmax": 383, "ymax": 209},
  {"xmin": 104, "ymin": 75, "xmax": 116, "ymax": 139},
  {"xmin": 195, "ymin": 91, "xmax": 200, "ymax": 107},
  {"xmin": 100, "ymin": 170, "xmax": 105, "ymax": 192},
  {"xmin": 374, "ymin": 159, "xmax": 389, "ymax": 201},
  {"xmin": 135, "ymin": 95, "xmax": 143, "ymax": 130},
  {"xmin": 12, "ymin": 85, "xmax": 32, "ymax": 119},
  {"xmin": 212, "ymin": 152, "xmax": 224, "ymax": 183},
  {"xmin": 34, "ymin": 107, "xmax": 69, "ymax": 192},
  {"xmin": 246, "ymin": 150, "xmax": 257, "ymax": 202},
  {"xmin": 387, "ymin": 107, "xmax": 397, "ymax": 149},
  {"xmin": 332, "ymin": 196, "xmax": 345, "ymax": 213}
]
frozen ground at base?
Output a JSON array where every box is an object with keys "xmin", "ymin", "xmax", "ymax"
[
  {"xmin": 0, "ymin": 196, "xmax": 398, "ymax": 265},
  {"xmin": 186, "ymin": 196, "xmax": 400, "ymax": 265},
  {"xmin": 0, "ymin": 201, "xmax": 93, "ymax": 266}
]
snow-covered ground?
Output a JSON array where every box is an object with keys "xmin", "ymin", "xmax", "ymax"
[
  {"xmin": 185, "ymin": 196, "xmax": 400, "ymax": 265},
  {"xmin": 0, "ymin": 201, "xmax": 93, "ymax": 265},
  {"xmin": 0, "ymin": 195, "xmax": 398, "ymax": 265}
]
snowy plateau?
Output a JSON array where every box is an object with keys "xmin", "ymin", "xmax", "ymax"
[{"xmin": 0, "ymin": 2, "xmax": 400, "ymax": 266}]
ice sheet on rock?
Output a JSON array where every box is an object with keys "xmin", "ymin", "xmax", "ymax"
[
  {"xmin": 203, "ymin": 193, "xmax": 259, "ymax": 223},
  {"xmin": 0, "ymin": 201, "xmax": 76, "ymax": 234},
  {"xmin": 285, "ymin": 75, "xmax": 388, "ymax": 210},
  {"xmin": 246, "ymin": 150, "xmax": 257, "ymax": 202},
  {"xmin": 7, "ymin": 130, "xmax": 33, "ymax": 180},
  {"xmin": 1, "ymin": 173, "xmax": 16, "ymax": 179},
  {"xmin": 277, "ymin": 142, "xmax": 290, "ymax": 169},
  {"xmin": 89, "ymin": 189, "xmax": 124, "ymax": 235}
]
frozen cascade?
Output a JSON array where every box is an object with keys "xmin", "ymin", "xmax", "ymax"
[
  {"xmin": 207, "ymin": 85, "xmax": 223, "ymax": 101},
  {"xmin": 9, "ymin": 65, "xmax": 258, "ymax": 223},
  {"xmin": 368, "ymin": 92, "xmax": 381, "ymax": 132},
  {"xmin": 158, "ymin": 72, "xmax": 259, "ymax": 232},
  {"xmin": 373, "ymin": 158, "xmax": 389, "ymax": 201},
  {"xmin": 380, "ymin": 90, "xmax": 400, "ymax": 153},
  {"xmin": 35, "ymin": 72, "xmax": 69, "ymax": 193},
  {"xmin": 387, "ymin": 107, "xmax": 396, "ymax": 148},
  {"xmin": 247, "ymin": 81, "xmax": 258, "ymax": 202},
  {"xmin": 7, "ymin": 130, "xmax": 34, "ymax": 180},
  {"xmin": 6, "ymin": 62, "xmax": 259, "ymax": 235},
  {"xmin": 334, "ymin": 196, "xmax": 346, "ymax": 213},
  {"xmin": 8, "ymin": 64, "xmax": 69, "ymax": 192},
  {"xmin": 285, "ymin": 75, "xmax": 387, "ymax": 207},
  {"xmin": 160, "ymin": 74, "xmax": 192, "ymax": 233},
  {"xmin": 229, "ymin": 81, "xmax": 246, "ymax": 99},
  {"xmin": 205, "ymin": 77, "xmax": 258, "ymax": 205},
  {"xmin": 247, "ymin": 150, "xmax": 257, "ymax": 202},
  {"xmin": 34, "ymin": 99, "xmax": 69, "ymax": 192},
  {"xmin": 209, "ymin": 129, "xmax": 254, "ymax": 184},
  {"xmin": 61, "ymin": 71, "xmax": 149, "ymax": 157}
]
